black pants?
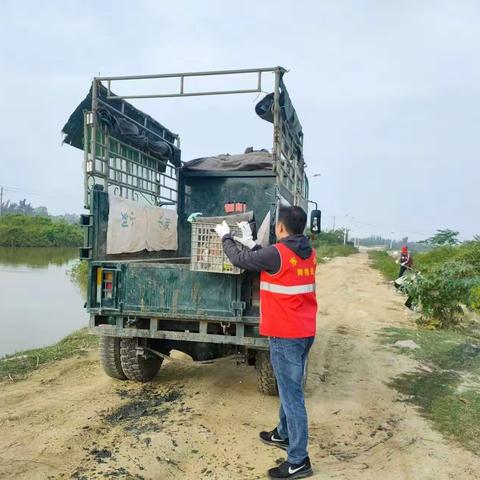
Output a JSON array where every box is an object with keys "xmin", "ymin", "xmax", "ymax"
[{"xmin": 399, "ymin": 266, "xmax": 407, "ymax": 277}]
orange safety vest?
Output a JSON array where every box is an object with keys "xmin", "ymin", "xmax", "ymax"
[{"xmin": 259, "ymin": 242, "xmax": 317, "ymax": 338}]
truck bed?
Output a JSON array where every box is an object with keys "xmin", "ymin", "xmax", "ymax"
[{"xmin": 122, "ymin": 262, "xmax": 241, "ymax": 318}]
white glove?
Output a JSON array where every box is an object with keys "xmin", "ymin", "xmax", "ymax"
[
  {"xmin": 233, "ymin": 221, "xmax": 257, "ymax": 249},
  {"xmin": 214, "ymin": 220, "xmax": 230, "ymax": 239}
]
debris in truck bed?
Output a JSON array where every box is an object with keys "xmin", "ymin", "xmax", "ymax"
[{"xmin": 183, "ymin": 150, "xmax": 273, "ymax": 171}]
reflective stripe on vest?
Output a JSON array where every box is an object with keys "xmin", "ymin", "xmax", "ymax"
[{"xmin": 260, "ymin": 281, "xmax": 316, "ymax": 295}]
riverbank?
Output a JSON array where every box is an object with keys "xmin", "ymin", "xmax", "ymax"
[
  {"xmin": 0, "ymin": 214, "xmax": 83, "ymax": 247},
  {"xmin": 0, "ymin": 328, "xmax": 97, "ymax": 381}
]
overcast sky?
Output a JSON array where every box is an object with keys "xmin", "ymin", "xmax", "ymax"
[{"xmin": 1, "ymin": 0, "xmax": 478, "ymax": 241}]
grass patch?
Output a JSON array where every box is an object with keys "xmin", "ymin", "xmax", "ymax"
[
  {"xmin": 0, "ymin": 328, "xmax": 98, "ymax": 382},
  {"xmin": 382, "ymin": 327, "xmax": 480, "ymax": 453},
  {"xmin": 368, "ymin": 250, "xmax": 398, "ymax": 280},
  {"xmin": 315, "ymin": 243, "xmax": 358, "ymax": 262},
  {"xmin": 68, "ymin": 259, "xmax": 88, "ymax": 291}
]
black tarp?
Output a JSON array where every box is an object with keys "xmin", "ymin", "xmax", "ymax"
[
  {"xmin": 255, "ymin": 79, "xmax": 303, "ymax": 139},
  {"xmin": 62, "ymin": 83, "xmax": 181, "ymax": 167}
]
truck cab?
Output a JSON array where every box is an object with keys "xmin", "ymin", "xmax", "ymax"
[{"xmin": 62, "ymin": 67, "xmax": 319, "ymax": 395}]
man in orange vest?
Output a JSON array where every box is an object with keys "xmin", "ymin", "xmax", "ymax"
[{"xmin": 215, "ymin": 206, "xmax": 317, "ymax": 479}]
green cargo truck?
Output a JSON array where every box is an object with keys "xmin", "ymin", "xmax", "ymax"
[{"xmin": 62, "ymin": 67, "xmax": 320, "ymax": 395}]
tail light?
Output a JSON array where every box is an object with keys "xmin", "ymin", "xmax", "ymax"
[
  {"xmin": 95, "ymin": 267, "xmax": 117, "ymax": 306},
  {"xmin": 103, "ymin": 272, "xmax": 114, "ymax": 299}
]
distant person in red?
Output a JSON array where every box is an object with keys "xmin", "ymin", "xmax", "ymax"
[{"xmin": 398, "ymin": 246, "xmax": 413, "ymax": 277}]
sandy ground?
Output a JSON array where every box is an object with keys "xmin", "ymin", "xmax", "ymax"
[{"xmin": 1, "ymin": 253, "xmax": 479, "ymax": 479}]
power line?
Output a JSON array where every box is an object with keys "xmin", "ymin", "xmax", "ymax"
[
  {"xmin": 321, "ymin": 211, "xmax": 432, "ymax": 238},
  {"xmin": 1, "ymin": 185, "xmax": 67, "ymax": 199}
]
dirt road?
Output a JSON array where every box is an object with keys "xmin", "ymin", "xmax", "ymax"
[{"xmin": 1, "ymin": 253, "xmax": 479, "ymax": 479}]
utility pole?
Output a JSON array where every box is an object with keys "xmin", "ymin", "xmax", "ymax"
[
  {"xmin": 0, "ymin": 186, "xmax": 3, "ymax": 216},
  {"xmin": 332, "ymin": 216, "xmax": 336, "ymax": 230},
  {"xmin": 343, "ymin": 214, "xmax": 352, "ymax": 245}
]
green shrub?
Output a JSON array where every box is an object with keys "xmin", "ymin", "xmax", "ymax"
[
  {"xmin": 456, "ymin": 242, "xmax": 480, "ymax": 273},
  {"xmin": 414, "ymin": 246, "xmax": 457, "ymax": 271},
  {"xmin": 0, "ymin": 214, "xmax": 83, "ymax": 247},
  {"xmin": 414, "ymin": 242, "xmax": 480, "ymax": 274},
  {"xmin": 68, "ymin": 260, "xmax": 88, "ymax": 291},
  {"xmin": 469, "ymin": 286, "xmax": 480, "ymax": 313},
  {"xmin": 311, "ymin": 229, "xmax": 345, "ymax": 246},
  {"xmin": 404, "ymin": 262, "xmax": 480, "ymax": 329}
]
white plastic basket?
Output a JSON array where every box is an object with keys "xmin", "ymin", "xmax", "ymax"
[{"xmin": 190, "ymin": 222, "xmax": 244, "ymax": 274}]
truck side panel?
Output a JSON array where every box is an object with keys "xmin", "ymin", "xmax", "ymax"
[{"xmin": 121, "ymin": 263, "xmax": 241, "ymax": 317}]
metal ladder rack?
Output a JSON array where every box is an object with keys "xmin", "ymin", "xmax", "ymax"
[{"xmin": 84, "ymin": 67, "xmax": 306, "ymax": 209}]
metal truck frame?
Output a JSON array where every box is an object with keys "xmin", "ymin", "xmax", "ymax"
[{"xmin": 71, "ymin": 67, "xmax": 315, "ymax": 395}]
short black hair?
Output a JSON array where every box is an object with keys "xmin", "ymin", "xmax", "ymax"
[{"xmin": 277, "ymin": 206, "xmax": 307, "ymax": 235}]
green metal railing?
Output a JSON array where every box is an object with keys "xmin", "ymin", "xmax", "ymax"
[{"xmin": 83, "ymin": 67, "xmax": 306, "ymax": 209}]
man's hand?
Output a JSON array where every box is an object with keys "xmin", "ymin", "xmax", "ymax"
[
  {"xmin": 233, "ymin": 221, "xmax": 257, "ymax": 249},
  {"xmin": 214, "ymin": 220, "xmax": 230, "ymax": 239}
]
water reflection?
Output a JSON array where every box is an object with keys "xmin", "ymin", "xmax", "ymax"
[
  {"xmin": 0, "ymin": 248, "xmax": 89, "ymax": 357},
  {"xmin": 0, "ymin": 247, "xmax": 78, "ymax": 268}
]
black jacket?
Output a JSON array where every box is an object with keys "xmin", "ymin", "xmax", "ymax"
[{"xmin": 222, "ymin": 234, "xmax": 313, "ymax": 274}]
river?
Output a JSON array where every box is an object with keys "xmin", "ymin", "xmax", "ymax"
[{"xmin": 0, "ymin": 247, "xmax": 88, "ymax": 357}]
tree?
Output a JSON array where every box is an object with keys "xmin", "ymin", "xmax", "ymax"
[
  {"xmin": 1, "ymin": 199, "xmax": 47, "ymax": 217},
  {"xmin": 422, "ymin": 229, "xmax": 460, "ymax": 246},
  {"xmin": 316, "ymin": 229, "xmax": 345, "ymax": 244},
  {"xmin": 18, "ymin": 199, "xmax": 34, "ymax": 216},
  {"xmin": 33, "ymin": 206, "xmax": 49, "ymax": 217}
]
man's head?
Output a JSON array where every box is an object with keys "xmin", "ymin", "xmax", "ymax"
[
  {"xmin": 275, "ymin": 206, "xmax": 307, "ymax": 240},
  {"xmin": 401, "ymin": 246, "xmax": 408, "ymax": 253}
]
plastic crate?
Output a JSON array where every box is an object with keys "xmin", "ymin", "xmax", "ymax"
[{"xmin": 190, "ymin": 221, "xmax": 244, "ymax": 274}]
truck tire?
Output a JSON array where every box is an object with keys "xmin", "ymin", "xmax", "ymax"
[
  {"xmin": 120, "ymin": 338, "xmax": 162, "ymax": 382},
  {"xmin": 99, "ymin": 336, "xmax": 126, "ymax": 380},
  {"xmin": 255, "ymin": 350, "xmax": 278, "ymax": 396}
]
